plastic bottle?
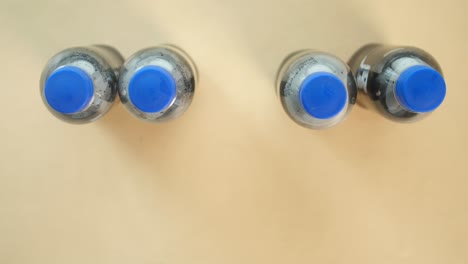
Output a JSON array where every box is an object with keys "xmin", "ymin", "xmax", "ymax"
[
  {"xmin": 348, "ymin": 44, "xmax": 446, "ymax": 122},
  {"xmin": 276, "ymin": 50, "xmax": 357, "ymax": 129},
  {"xmin": 118, "ymin": 45, "xmax": 198, "ymax": 123},
  {"xmin": 40, "ymin": 45, "xmax": 124, "ymax": 124}
]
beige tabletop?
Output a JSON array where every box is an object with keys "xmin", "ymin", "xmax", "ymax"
[{"xmin": 0, "ymin": 0, "xmax": 467, "ymax": 263}]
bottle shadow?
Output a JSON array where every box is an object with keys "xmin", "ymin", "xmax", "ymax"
[
  {"xmin": 97, "ymin": 0, "xmax": 397, "ymax": 181},
  {"xmin": 97, "ymin": 75, "xmax": 255, "ymax": 183},
  {"xmin": 0, "ymin": 0, "xmax": 170, "ymax": 62},
  {"xmin": 215, "ymin": 0, "xmax": 395, "ymax": 172}
]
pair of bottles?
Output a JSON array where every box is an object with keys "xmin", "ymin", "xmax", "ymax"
[
  {"xmin": 40, "ymin": 45, "xmax": 197, "ymax": 124},
  {"xmin": 41, "ymin": 44, "xmax": 446, "ymax": 128},
  {"xmin": 278, "ymin": 45, "xmax": 446, "ymax": 129}
]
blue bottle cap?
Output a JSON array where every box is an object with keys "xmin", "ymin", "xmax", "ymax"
[
  {"xmin": 128, "ymin": 66, "xmax": 177, "ymax": 113},
  {"xmin": 395, "ymin": 65, "xmax": 446, "ymax": 113},
  {"xmin": 299, "ymin": 72, "xmax": 348, "ymax": 119},
  {"xmin": 44, "ymin": 66, "xmax": 94, "ymax": 114}
]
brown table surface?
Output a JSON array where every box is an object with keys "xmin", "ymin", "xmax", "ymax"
[{"xmin": 1, "ymin": 0, "xmax": 467, "ymax": 263}]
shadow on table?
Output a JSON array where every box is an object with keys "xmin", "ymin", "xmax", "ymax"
[{"xmin": 96, "ymin": 0, "xmax": 392, "ymax": 190}]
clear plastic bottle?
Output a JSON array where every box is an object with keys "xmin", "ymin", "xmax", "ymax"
[
  {"xmin": 118, "ymin": 45, "xmax": 198, "ymax": 123},
  {"xmin": 276, "ymin": 50, "xmax": 357, "ymax": 129},
  {"xmin": 348, "ymin": 44, "xmax": 446, "ymax": 122},
  {"xmin": 40, "ymin": 45, "xmax": 124, "ymax": 124}
]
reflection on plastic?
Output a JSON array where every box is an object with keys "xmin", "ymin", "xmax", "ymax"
[
  {"xmin": 348, "ymin": 44, "xmax": 446, "ymax": 123},
  {"xmin": 276, "ymin": 50, "xmax": 357, "ymax": 129}
]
